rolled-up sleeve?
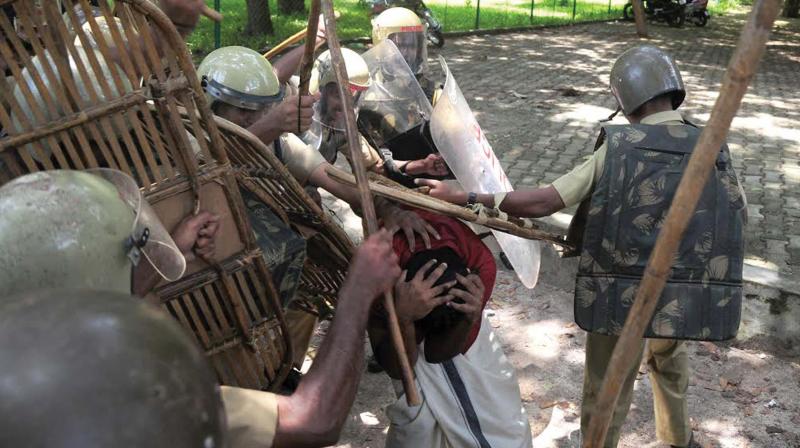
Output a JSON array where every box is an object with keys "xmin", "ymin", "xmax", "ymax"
[
  {"xmin": 550, "ymin": 143, "xmax": 606, "ymax": 208},
  {"xmin": 222, "ymin": 386, "xmax": 279, "ymax": 448},
  {"xmin": 280, "ymin": 133, "xmax": 327, "ymax": 185}
]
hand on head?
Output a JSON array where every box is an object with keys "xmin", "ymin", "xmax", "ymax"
[
  {"xmin": 394, "ymin": 259, "xmax": 457, "ymax": 323},
  {"xmin": 448, "ymin": 273, "xmax": 484, "ymax": 323},
  {"xmin": 381, "ymin": 208, "xmax": 441, "ymax": 251},
  {"xmin": 171, "ymin": 211, "xmax": 221, "ymax": 262},
  {"xmin": 345, "ymin": 229, "xmax": 402, "ymax": 301}
]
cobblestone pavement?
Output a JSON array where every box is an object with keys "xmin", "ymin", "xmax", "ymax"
[{"xmin": 430, "ymin": 11, "xmax": 800, "ymax": 282}]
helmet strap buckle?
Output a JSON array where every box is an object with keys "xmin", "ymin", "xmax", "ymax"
[{"xmin": 125, "ymin": 227, "xmax": 150, "ymax": 266}]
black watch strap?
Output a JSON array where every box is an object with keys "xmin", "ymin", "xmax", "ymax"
[{"xmin": 467, "ymin": 192, "xmax": 478, "ymax": 205}]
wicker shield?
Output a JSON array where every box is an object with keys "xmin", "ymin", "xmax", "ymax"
[
  {"xmin": 213, "ymin": 116, "xmax": 355, "ymax": 318},
  {"xmin": 0, "ymin": 0, "xmax": 292, "ymax": 390}
]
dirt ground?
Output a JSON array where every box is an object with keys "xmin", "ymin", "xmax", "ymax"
[{"xmin": 324, "ymin": 267, "xmax": 800, "ymax": 448}]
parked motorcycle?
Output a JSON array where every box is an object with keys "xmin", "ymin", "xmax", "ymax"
[
  {"xmin": 623, "ymin": 0, "xmax": 685, "ymax": 28},
  {"xmin": 370, "ymin": 0, "xmax": 445, "ymax": 48},
  {"xmin": 684, "ymin": 0, "xmax": 709, "ymax": 26}
]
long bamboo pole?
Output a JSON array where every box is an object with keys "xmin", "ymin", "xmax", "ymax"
[
  {"xmin": 320, "ymin": 0, "xmax": 421, "ymax": 406},
  {"xmin": 583, "ymin": 0, "xmax": 782, "ymax": 445},
  {"xmin": 297, "ymin": 0, "xmax": 321, "ymax": 97},
  {"xmin": 263, "ymin": 28, "xmax": 307, "ymax": 60}
]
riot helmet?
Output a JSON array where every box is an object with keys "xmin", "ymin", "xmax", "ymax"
[
  {"xmin": 609, "ymin": 45, "xmax": 685, "ymax": 116},
  {"xmin": 198, "ymin": 46, "xmax": 285, "ymax": 112},
  {"xmin": 0, "ymin": 169, "xmax": 186, "ymax": 297},
  {"xmin": 308, "ymin": 48, "xmax": 372, "ymax": 137},
  {"xmin": 372, "ymin": 7, "xmax": 428, "ymax": 75},
  {"xmin": 0, "ymin": 289, "xmax": 226, "ymax": 447}
]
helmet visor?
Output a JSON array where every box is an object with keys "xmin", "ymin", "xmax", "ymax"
[
  {"xmin": 87, "ymin": 168, "xmax": 187, "ymax": 282},
  {"xmin": 202, "ymin": 77, "xmax": 286, "ymax": 111},
  {"xmin": 388, "ymin": 31, "xmax": 427, "ymax": 75}
]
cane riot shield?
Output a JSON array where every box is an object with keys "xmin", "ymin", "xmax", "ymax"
[
  {"xmin": 357, "ymin": 40, "xmax": 433, "ymax": 152},
  {"xmin": 430, "ymin": 57, "xmax": 541, "ymax": 288}
]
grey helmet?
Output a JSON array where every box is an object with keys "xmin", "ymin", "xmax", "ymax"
[
  {"xmin": 0, "ymin": 170, "xmax": 186, "ymax": 298},
  {"xmin": 0, "ymin": 289, "xmax": 226, "ymax": 448},
  {"xmin": 609, "ymin": 45, "xmax": 685, "ymax": 115}
]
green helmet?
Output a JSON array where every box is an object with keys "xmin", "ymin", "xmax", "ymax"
[
  {"xmin": 0, "ymin": 170, "xmax": 185, "ymax": 298},
  {"xmin": 0, "ymin": 289, "xmax": 226, "ymax": 447},
  {"xmin": 198, "ymin": 46, "xmax": 284, "ymax": 111},
  {"xmin": 609, "ymin": 45, "xmax": 685, "ymax": 115}
]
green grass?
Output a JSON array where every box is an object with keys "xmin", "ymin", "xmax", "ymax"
[{"xmin": 189, "ymin": 0, "xmax": 738, "ymax": 56}]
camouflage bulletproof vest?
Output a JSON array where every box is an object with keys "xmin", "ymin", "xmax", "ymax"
[{"xmin": 574, "ymin": 123, "xmax": 746, "ymax": 341}]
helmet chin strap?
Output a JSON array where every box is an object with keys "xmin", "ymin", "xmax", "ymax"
[{"xmin": 599, "ymin": 105, "xmax": 622, "ymax": 123}]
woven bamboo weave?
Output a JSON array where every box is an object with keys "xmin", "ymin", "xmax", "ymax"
[{"xmin": 0, "ymin": 0, "xmax": 292, "ymax": 391}]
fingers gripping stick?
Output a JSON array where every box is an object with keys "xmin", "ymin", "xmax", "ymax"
[{"xmin": 320, "ymin": 0, "xmax": 421, "ymax": 406}]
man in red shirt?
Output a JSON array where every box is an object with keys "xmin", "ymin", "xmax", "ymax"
[{"xmin": 368, "ymin": 209, "xmax": 532, "ymax": 448}]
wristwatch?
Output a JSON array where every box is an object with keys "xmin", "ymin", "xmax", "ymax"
[{"xmin": 467, "ymin": 192, "xmax": 478, "ymax": 205}]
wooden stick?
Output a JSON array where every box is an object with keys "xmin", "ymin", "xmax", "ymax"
[
  {"xmin": 263, "ymin": 28, "xmax": 307, "ymax": 60},
  {"xmin": 298, "ymin": 0, "xmax": 321, "ymax": 97},
  {"xmin": 201, "ymin": 5, "xmax": 223, "ymax": 22},
  {"xmin": 631, "ymin": 0, "xmax": 647, "ymax": 38},
  {"xmin": 320, "ymin": 0, "xmax": 421, "ymax": 406},
  {"xmin": 583, "ymin": 0, "xmax": 782, "ymax": 445},
  {"xmin": 295, "ymin": 0, "xmax": 321, "ymax": 134},
  {"xmin": 325, "ymin": 166, "xmax": 573, "ymax": 249}
]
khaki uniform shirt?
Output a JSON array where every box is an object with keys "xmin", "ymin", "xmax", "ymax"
[
  {"xmin": 277, "ymin": 132, "xmax": 326, "ymax": 185},
  {"xmin": 222, "ymin": 386, "xmax": 279, "ymax": 448},
  {"xmin": 551, "ymin": 110, "xmax": 685, "ymax": 208}
]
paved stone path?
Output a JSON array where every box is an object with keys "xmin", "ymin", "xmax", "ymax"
[{"xmin": 431, "ymin": 11, "xmax": 800, "ymax": 282}]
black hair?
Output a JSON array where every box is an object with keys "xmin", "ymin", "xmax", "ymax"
[{"xmin": 404, "ymin": 247, "xmax": 473, "ymax": 331}]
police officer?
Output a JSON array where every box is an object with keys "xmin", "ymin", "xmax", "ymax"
[
  {"xmin": 371, "ymin": 6, "xmax": 440, "ymax": 102},
  {"xmin": 307, "ymin": 47, "xmax": 382, "ymax": 169},
  {"xmin": 308, "ymin": 47, "xmax": 448, "ymax": 183},
  {"xmin": 0, "ymin": 169, "xmax": 402, "ymax": 448},
  {"xmin": 197, "ymin": 45, "xmax": 440, "ymax": 249},
  {"xmin": 419, "ymin": 45, "xmax": 746, "ymax": 448}
]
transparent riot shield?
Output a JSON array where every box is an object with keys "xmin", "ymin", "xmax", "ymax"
[
  {"xmin": 430, "ymin": 57, "xmax": 541, "ymax": 288},
  {"xmin": 357, "ymin": 40, "xmax": 432, "ymax": 149}
]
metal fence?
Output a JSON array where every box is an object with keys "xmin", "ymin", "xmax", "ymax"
[{"xmin": 198, "ymin": 0, "xmax": 629, "ymax": 53}]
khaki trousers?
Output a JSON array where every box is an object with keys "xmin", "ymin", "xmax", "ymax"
[{"xmin": 580, "ymin": 333, "xmax": 691, "ymax": 447}]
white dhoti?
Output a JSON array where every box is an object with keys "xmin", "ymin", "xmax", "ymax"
[{"xmin": 385, "ymin": 314, "xmax": 532, "ymax": 448}]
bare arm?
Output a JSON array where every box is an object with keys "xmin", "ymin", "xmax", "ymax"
[
  {"xmin": 417, "ymin": 179, "xmax": 566, "ymax": 218},
  {"xmin": 273, "ymin": 231, "xmax": 400, "ymax": 447}
]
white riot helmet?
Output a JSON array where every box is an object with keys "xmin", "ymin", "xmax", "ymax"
[{"xmin": 371, "ymin": 7, "xmax": 428, "ymax": 75}]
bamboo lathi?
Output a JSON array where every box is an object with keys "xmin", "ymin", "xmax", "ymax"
[
  {"xmin": 320, "ymin": 0, "xmax": 421, "ymax": 406},
  {"xmin": 297, "ymin": 0, "xmax": 321, "ymax": 97},
  {"xmin": 263, "ymin": 28, "xmax": 307, "ymax": 59},
  {"xmin": 325, "ymin": 166, "xmax": 572, "ymax": 249},
  {"xmin": 583, "ymin": 0, "xmax": 782, "ymax": 445}
]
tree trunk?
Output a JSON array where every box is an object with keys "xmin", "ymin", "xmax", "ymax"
[
  {"xmin": 245, "ymin": 0, "xmax": 274, "ymax": 35},
  {"xmin": 278, "ymin": 0, "xmax": 305, "ymax": 14},
  {"xmin": 783, "ymin": 0, "xmax": 799, "ymax": 18}
]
